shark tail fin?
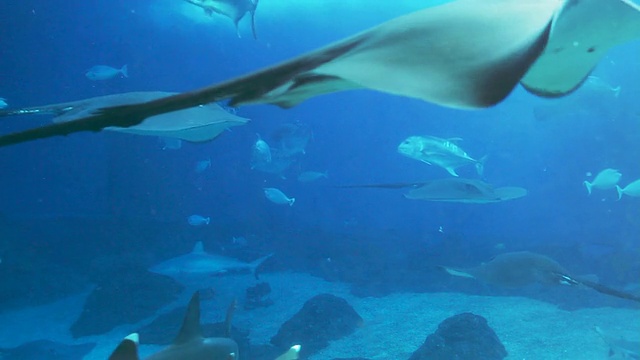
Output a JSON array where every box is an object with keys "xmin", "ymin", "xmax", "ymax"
[
  {"xmin": 251, "ymin": 253, "xmax": 274, "ymax": 279},
  {"xmin": 275, "ymin": 345, "xmax": 301, "ymax": 360},
  {"xmin": 121, "ymin": 64, "xmax": 128, "ymax": 78},
  {"xmin": 108, "ymin": 333, "xmax": 140, "ymax": 360},
  {"xmin": 476, "ymin": 155, "xmax": 488, "ymax": 176},
  {"xmin": 173, "ymin": 291, "xmax": 203, "ymax": 345}
]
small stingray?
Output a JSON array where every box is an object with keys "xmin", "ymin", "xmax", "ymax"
[
  {"xmin": 442, "ymin": 251, "xmax": 640, "ymax": 303},
  {"xmin": 404, "ymin": 178, "xmax": 527, "ymax": 203},
  {"xmin": 0, "ymin": 0, "xmax": 638, "ymax": 147},
  {"xmin": 337, "ymin": 178, "xmax": 527, "ymax": 204},
  {"xmin": 0, "ymin": 92, "xmax": 248, "ymax": 142},
  {"xmin": 0, "ymin": 339, "xmax": 95, "ymax": 360},
  {"xmin": 184, "ymin": 0, "xmax": 259, "ymax": 39}
]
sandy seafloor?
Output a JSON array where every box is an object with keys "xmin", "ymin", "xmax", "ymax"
[{"xmin": 0, "ymin": 272, "xmax": 638, "ymax": 360}]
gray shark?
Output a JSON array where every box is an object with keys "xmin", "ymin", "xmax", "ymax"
[
  {"xmin": 184, "ymin": 0, "xmax": 259, "ymax": 39},
  {"xmin": 108, "ymin": 291, "xmax": 239, "ymax": 360},
  {"xmin": 0, "ymin": 92, "xmax": 248, "ymax": 142},
  {"xmin": 1, "ymin": 0, "xmax": 637, "ymax": 147},
  {"xmin": 149, "ymin": 241, "xmax": 273, "ymax": 280},
  {"xmin": 595, "ymin": 326, "xmax": 640, "ymax": 359}
]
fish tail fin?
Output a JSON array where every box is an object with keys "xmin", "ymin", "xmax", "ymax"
[
  {"xmin": 121, "ymin": 64, "xmax": 128, "ymax": 78},
  {"xmin": 275, "ymin": 345, "xmax": 301, "ymax": 360},
  {"xmin": 584, "ymin": 181, "xmax": 592, "ymax": 195},
  {"xmin": 251, "ymin": 253, "xmax": 274, "ymax": 279},
  {"xmin": 616, "ymin": 185, "xmax": 623, "ymax": 200},
  {"xmin": 612, "ymin": 86, "xmax": 621, "ymax": 97},
  {"xmin": 289, "ymin": 197, "xmax": 296, "ymax": 206},
  {"xmin": 205, "ymin": 217, "xmax": 211, "ymax": 224},
  {"xmin": 437, "ymin": 265, "xmax": 475, "ymax": 279},
  {"xmin": 445, "ymin": 167, "xmax": 459, "ymax": 177},
  {"xmin": 476, "ymin": 155, "xmax": 488, "ymax": 176},
  {"xmin": 249, "ymin": 0, "xmax": 259, "ymax": 40}
]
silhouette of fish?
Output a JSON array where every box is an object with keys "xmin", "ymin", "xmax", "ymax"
[{"xmin": 1, "ymin": 0, "xmax": 639, "ymax": 147}]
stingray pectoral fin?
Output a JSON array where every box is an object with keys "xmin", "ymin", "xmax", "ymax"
[
  {"xmin": 312, "ymin": 0, "xmax": 557, "ymax": 108},
  {"xmin": 521, "ymin": 0, "xmax": 640, "ymax": 97},
  {"xmin": 439, "ymin": 265, "xmax": 476, "ymax": 279},
  {"xmin": 0, "ymin": 0, "xmax": 558, "ymax": 147}
]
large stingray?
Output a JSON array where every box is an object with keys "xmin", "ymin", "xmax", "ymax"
[
  {"xmin": 0, "ymin": 0, "xmax": 639, "ymax": 147},
  {"xmin": 442, "ymin": 251, "xmax": 640, "ymax": 303},
  {"xmin": 337, "ymin": 178, "xmax": 527, "ymax": 204},
  {"xmin": 0, "ymin": 92, "xmax": 249, "ymax": 142}
]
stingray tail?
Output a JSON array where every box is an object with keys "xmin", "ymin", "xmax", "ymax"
[
  {"xmin": 476, "ymin": 155, "xmax": 488, "ymax": 176},
  {"xmin": 251, "ymin": 252, "xmax": 274, "ymax": 279},
  {"xmin": 559, "ymin": 274, "xmax": 640, "ymax": 303},
  {"xmin": 0, "ymin": 105, "xmax": 69, "ymax": 118}
]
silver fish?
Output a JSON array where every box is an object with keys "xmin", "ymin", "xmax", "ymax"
[
  {"xmin": 264, "ymin": 187, "xmax": 295, "ymax": 206},
  {"xmin": 398, "ymin": 136, "xmax": 485, "ymax": 177},
  {"xmin": 85, "ymin": 64, "xmax": 128, "ymax": 80}
]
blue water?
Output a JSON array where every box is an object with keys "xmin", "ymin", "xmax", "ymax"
[{"xmin": 0, "ymin": 0, "xmax": 639, "ymax": 348}]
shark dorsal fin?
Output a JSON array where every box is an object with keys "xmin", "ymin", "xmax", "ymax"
[
  {"xmin": 173, "ymin": 291, "xmax": 203, "ymax": 345},
  {"xmin": 108, "ymin": 333, "xmax": 140, "ymax": 360},
  {"xmin": 192, "ymin": 241, "xmax": 205, "ymax": 254}
]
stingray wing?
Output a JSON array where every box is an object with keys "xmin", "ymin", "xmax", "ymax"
[{"xmin": 521, "ymin": 0, "xmax": 640, "ymax": 96}]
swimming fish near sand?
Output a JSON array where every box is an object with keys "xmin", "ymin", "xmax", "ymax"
[
  {"xmin": 149, "ymin": 241, "xmax": 273, "ymax": 280},
  {"xmin": 1, "ymin": 0, "xmax": 639, "ymax": 147}
]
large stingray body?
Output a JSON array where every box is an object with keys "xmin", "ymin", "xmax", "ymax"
[
  {"xmin": 451, "ymin": 251, "xmax": 572, "ymax": 288},
  {"xmin": 0, "ymin": 92, "xmax": 249, "ymax": 142},
  {"xmin": 443, "ymin": 252, "xmax": 640, "ymax": 303},
  {"xmin": 0, "ymin": 0, "xmax": 639, "ymax": 146}
]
